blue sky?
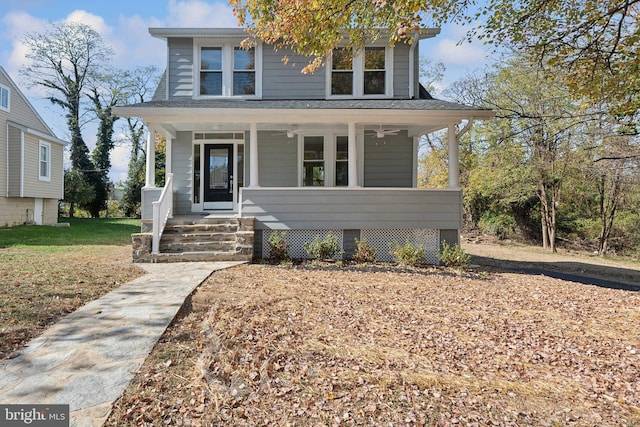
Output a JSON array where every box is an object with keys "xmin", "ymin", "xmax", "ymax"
[{"xmin": 0, "ymin": 0, "xmax": 491, "ymax": 182}]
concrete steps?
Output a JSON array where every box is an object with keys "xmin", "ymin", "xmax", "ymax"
[{"xmin": 132, "ymin": 216, "xmax": 254, "ymax": 263}]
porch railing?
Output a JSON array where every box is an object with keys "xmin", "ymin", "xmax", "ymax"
[{"xmin": 151, "ymin": 173, "xmax": 174, "ymax": 255}]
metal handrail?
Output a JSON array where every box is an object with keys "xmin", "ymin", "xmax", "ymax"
[{"xmin": 151, "ymin": 173, "xmax": 174, "ymax": 255}]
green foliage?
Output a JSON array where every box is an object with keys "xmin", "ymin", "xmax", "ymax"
[
  {"xmin": 389, "ymin": 241, "xmax": 425, "ymax": 266},
  {"xmin": 477, "ymin": 211, "xmax": 517, "ymax": 240},
  {"xmin": 303, "ymin": 233, "xmax": 344, "ymax": 260},
  {"xmin": 353, "ymin": 237, "xmax": 378, "ymax": 264},
  {"xmin": 0, "ymin": 217, "xmax": 139, "ymax": 248},
  {"xmin": 267, "ymin": 231, "xmax": 290, "ymax": 263},
  {"xmin": 64, "ymin": 169, "xmax": 95, "ymax": 218},
  {"xmin": 438, "ymin": 241, "xmax": 471, "ymax": 268}
]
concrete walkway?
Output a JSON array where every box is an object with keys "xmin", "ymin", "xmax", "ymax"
[{"xmin": 0, "ymin": 261, "xmax": 246, "ymax": 426}]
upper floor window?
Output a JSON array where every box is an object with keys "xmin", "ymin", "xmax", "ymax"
[
  {"xmin": 196, "ymin": 41, "xmax": 261, "ymax": 98},
  {"xmin": 327, "ymin": 46, "xmax": 392, "ymax": 98},
  {"xmin": 0, "ymin": 84, "xmax": 9, "ymax": 111},
  {"xmin": 39, "ymin": 141, "xmax": 51, "ymax": 181},
  {"xmin": 331, "ymin": 48, "xmax": 353, "ymax": 96},
  {"xmin": 364, "ymin": 47, "xmax": 386, "ymax": 95}
]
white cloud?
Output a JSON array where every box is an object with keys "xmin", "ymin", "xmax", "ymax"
[
  {"xmin": 65, "ymin": 10, "xmax": 111, "ymax": 36},
  {"xmin": 110, "ymin": 15, "xmax": 166, "ymax": 68},
  {"xmin": 2, "ymin": 11, "xmax": 48, "ymax": 77},
  {"xmin": 167, "ymin": 0, "xmax": 237, "ymax": 27},
  {"xmin": 110, "ymin": 144, "xmax": 131, "ymax": 183},
  {"xmin": 432, "ymin": 38, "xmax": 487, "ymax": 67}
]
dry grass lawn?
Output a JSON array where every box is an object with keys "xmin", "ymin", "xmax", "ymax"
[
  {"xmin": 0, "ymin": 245, "xmax": 143, "ymax": 359},
  {"xmin": 107, "ymin": 263, "xmax": 640, "ymax": 426}
]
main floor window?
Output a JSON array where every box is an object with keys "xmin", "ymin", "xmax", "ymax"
[
  {"xmin": 303, "ymin": 136, "xmax": 325, "ymax": 186},
  {"xmin": 335, "ymin": 136, "xmax": 349, "ymax": 186}
]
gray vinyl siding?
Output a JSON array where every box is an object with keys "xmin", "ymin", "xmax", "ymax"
[
  {"xmin": 258, "ymin": 131, "xmax": 298, "ymax": 187},
  {"xmin": 152, "ymin": 70, "xmax": 167, "ymax": 101},
  {"xmin": 0, "ymin": 122, "xmax": 6, "ymax": 196},
  {"xmin": 7, "ymin": 125, "xmax": 21, "ymax": 196},
  {"xmin": 262, "ymin": 47, "xmax": 325, "ymax": 99},
  {"xmin": 168, "ymin": 38, "xmax": 194, "ymax": 99},
  {"xmin": 22, "ymin": 134, "xmax": 63, "ymax": 199},
  {"xmin": 0, "ymin": 73, "xmax": 50, "ymax": 135},
  {"xmin": 393, "ymin": 43, "xmax": 410, "ymax": 99},
  {"xmin": 241, "ymin": 188, "xmax": 463, "ymax": 230},
  {"xmin": 171, "ymin": 131, "xmax": 193, "ymax": 215},
  {"xmin": 363, "ymin": 131, "xmax": 413, "ymax": 187}
]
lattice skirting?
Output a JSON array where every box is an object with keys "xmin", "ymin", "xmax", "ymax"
[
  {"xmin": 361, "ymin": 229, "xmax": 440, "ymax": 264},
  {"xmin": 263, "ymin": 229, "xmax": 344, "ymax": 260},
  {"xmin": 262, "ymin": 228, "xmax": 440, "ymax": 263}
]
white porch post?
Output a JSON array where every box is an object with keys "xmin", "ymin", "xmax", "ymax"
[
  {"xmin": 448, "ymin": 123, "xmax": 460, "ymax": 189},
  {"xmin": 249, "ymin": 122, "xmax": 259, "ymax": 187},
  {"xmin": 145, "ymin": 126, "xmax": 156, "ymax": 188},
  {"xmin": 348, "ymin": 122, "xmax": 358, "ymax": 187}
]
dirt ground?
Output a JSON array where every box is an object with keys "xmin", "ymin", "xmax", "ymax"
[
  {"xmin": 107, "ymin": 244, "xmax": 640, "ymax": 426},
  {"xmin": 461, "ymin": 235, "xmax": 640, "ymax": 287}
]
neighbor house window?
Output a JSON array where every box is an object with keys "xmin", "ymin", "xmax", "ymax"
[
  {"xmin": 303, "ymin": 136, "xmax": 325, "ymax": 186},
  {"xmin": 0, "ymin": 84, "xmax": 9, "ymax": 111},
  {"xmin": 335, "ymin": 136, "xmax": 349, "ymax": 186},
  {"xmin": 328, "ymin": 46, "xmax": 392, "ymax": 98},
  {"xmin": 39, "ymin": 141, "xmax": 51, "ymax": 181},
  {"xmin": 196, "ymin": 42, "xmax": 261, "ymax": 97}
]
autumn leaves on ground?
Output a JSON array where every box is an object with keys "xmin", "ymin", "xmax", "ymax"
[{"xmin": 108, "ymin": 264, "xmax": 640, "ymax": 426}]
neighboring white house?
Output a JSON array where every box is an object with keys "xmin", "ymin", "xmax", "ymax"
[
  {"xmin": 0, "ymin": 66, "xmax": 67, "ymax": 227},
  {"xmin": 115, "ymin": 28, "xmax": 494, "ymax": 262}
]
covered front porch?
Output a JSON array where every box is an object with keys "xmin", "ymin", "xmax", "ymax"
[{"xmin": 116, "ymin": 99, "xmax": 493, "ymax": 262}]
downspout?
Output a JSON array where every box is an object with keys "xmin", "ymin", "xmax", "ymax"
[{"xmin": 408, "ymin": 31, "xmax": 418, "ymax": 99}]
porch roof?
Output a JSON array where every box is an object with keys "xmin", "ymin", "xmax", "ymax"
[
  {"xmin": 116, "ymin": 98, "xmax": 493, "ymax": 114},
  {"xmin": 114, "ymin": 98, "xmax": 494, "ymax": 136}
]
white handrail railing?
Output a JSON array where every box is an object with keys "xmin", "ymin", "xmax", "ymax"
[{"xmin": 151, "ymin": 173, "xmax": 174, "ymax": 255}]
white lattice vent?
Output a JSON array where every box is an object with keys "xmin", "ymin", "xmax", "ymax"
[
  {"xmin": 263, "ymin": 229, "xmax": 344, "ymax": 259},
  {"xmin": 361, "ymin": 229, "xmax": 440, "ymax": 264}
]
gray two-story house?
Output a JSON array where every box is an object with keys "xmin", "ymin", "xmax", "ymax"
[{"xmin": 115, "ymin": 28, "xmax": 493, "ymax": 263}]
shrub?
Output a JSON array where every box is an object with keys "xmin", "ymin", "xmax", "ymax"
[
  {"xmin": 267, "ymin": 230, "xmax": 290, "ymax": 263},
  {"xmin": 303, "ymin": 233, "xmax": 344, "ymax": 260},
  {"xmin": 389, "ymin": 241, "xmax": 425, "ymax": 266},
  {"xmin": 477, "ymin": 211, "xmax": 517, "ymax": 240},
  {"xmin": 438, "ymin": 241, "xmax": 471, "ymax": 268},
  {"xmin": 353, "ymin": 237, "xmax": 378, "ymax": 263}
]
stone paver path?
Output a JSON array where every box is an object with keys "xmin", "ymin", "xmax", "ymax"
[{"xmin": 0, "ymin": 261, "xmax": 246, "ymax": 426}]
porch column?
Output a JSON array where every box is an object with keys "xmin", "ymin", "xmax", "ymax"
[
  {"xmin": 348, "ymin": 122, "xmax": 358, "ymax": 187},
  {"xmin": 249, "ymin": 122, "xmax": 260, "ymax": 187},
  {"xmin": 448, "ymin": 123, "xmax": 460, "ymax": 189},
  {"xmin": 145, "ymin": 125, "xmax": 156, "ymax": 188}
]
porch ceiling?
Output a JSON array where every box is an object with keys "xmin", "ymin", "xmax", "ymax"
[{"xmin": 114, "ymin": 98, "xmax": 495, "ymax": 137}]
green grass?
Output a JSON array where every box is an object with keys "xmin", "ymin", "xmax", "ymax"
[{"xmin": 0, "ymin": 217, "xmax": 140, "ymax": 248}]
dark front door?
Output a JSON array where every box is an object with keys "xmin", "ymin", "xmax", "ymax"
[{"xmin": 204, "ymin": 144, "xmax": 234, "ymax": 208}]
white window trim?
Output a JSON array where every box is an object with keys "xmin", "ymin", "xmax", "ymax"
[
  {"xmin": 0, "ymin": 84, "xmax": 10, "ymax": 112},
  {"xmin": 326, "ymin": 46, "xmax": 394, "ymax": 99},
  {"xmin": 193, "ymin": 39, "xmax": 262, "ymax": 99},
  {"xmin": 39, "ymin": 140, "xmax": 51, "ymax": 182},
  {"xmin": 298, "ymin": 132, "xmax": 356, "ymax": 187}
]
